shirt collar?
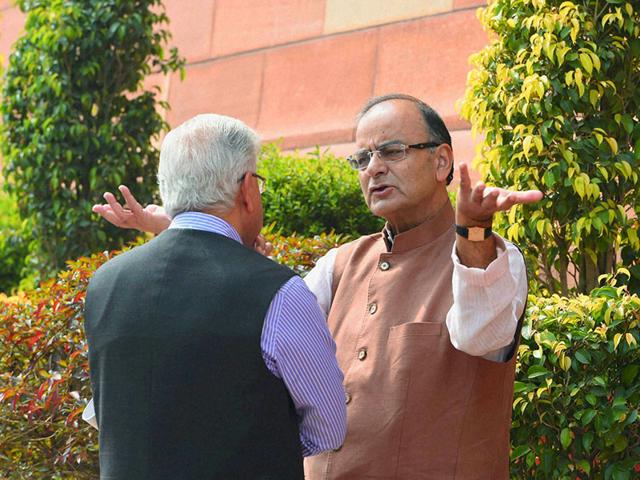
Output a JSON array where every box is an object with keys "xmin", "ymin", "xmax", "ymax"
[
  {"xmin": 168, "ymin": 212, "xmax": 243, "ymax": 244},
  {"xmin": 381, "ymin": 200, "xmax": 455, "ymax": 253}
]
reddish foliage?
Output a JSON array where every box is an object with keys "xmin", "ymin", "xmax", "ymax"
[{"xmin": 0, "ymin": 232, "xmax": 347, "ymax": 476}]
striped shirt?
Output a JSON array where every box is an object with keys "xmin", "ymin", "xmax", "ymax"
[{"xmin": 169, "ymin": 212, "xmax": 347, "ymax": 456}]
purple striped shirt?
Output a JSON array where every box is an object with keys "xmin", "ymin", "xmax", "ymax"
[{"xmin": 169, "ymin": 212, "xmax": 347, "ymax": 456}]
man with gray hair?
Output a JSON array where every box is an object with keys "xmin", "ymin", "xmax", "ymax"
[{"xmin": 83, "ymin": 114, "xmax": 346, "ymax": 479}]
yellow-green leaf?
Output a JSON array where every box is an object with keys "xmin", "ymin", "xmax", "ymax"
[
  {"xmin": 574, "ymin": 176, "xmax": 586, "ymax": 198},
  {"xmin": 579, "ymin": 53, "xmax": 593, "ymax": 74},
  {"xmin": 523, "ymin": 136, "xmax": 533, "ymax": 157},
  {"xmin": 614, "ymin": 332, "xmax": 623, "ymax": 350},
  {"xmin": 560, "ymin": 355, "xmax": 572, "ymax": 371}
]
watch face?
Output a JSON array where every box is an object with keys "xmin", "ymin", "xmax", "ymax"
[{"xmin": 468, "ymin": 227, "xmax": 486, "ymax": 242}]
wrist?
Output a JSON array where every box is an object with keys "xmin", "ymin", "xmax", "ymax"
[{"xmin": 455, "ymin": 224, "xmax": 493, "ymax": 242}]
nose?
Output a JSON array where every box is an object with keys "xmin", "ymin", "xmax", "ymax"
[{"xmin": 363, "ymin": 150, "xmax": 388, "ymax": 177}]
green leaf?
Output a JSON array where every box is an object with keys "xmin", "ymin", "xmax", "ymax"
[
  {"xmin": 581, "ymin": 409, "xmax": 597, "ymax": 425},
  {"xmin": 511, "ymin": 445, "xmax": 530, "ymax": 459},
  {"xmin": 560, "ymin": 427, "xmax": 572, "ymax": 449},
  {"xmin": 582, "ymin": 431, "xmax": 594, "ymax": 451},
  {"xmin": 574, "ymin": 349, "xmax": 590, "ymax": 364},
  {"xmin": 527, "ymin": 365, "xmax": 551, "ymax": 379}
]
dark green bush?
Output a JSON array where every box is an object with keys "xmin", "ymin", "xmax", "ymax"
[
  {"xmin": 0, "ymin": 0, "xmax": 184, "ymax": 276},
  {"xmin": 259, "ymin": 144, "xmax": 384, "ymax": 237},
  {"xmin": 0, "ymin": 188, "xmax": 31, "ymax": 294},
  {"xmin": 511, "ymin": 277, "xmax": 640, "ymax": 479}
]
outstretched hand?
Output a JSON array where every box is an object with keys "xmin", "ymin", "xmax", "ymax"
[
  {"xmin": 455, "ymin": 163, "xmax": 543, "ymax": 227},
  {"xmin": 92, "ymin": 185, "xmax": 171, "ymax": 235},
  {"xmin": 253, "ymin": 234, "xmax": 273, "ymax": 257}
]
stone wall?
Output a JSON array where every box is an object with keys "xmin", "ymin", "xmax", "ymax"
[{"xmin": 0, "ymin": 0, "xmax": 488, "ymax": 163}]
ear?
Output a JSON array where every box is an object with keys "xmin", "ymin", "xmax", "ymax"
[
  {"xmin": 238, "ymin": 172, "xmax": 259, "ymax": 214},
  {"xmin": 434, "ymin": 144, "xmax": 454, "ymax": 184}
]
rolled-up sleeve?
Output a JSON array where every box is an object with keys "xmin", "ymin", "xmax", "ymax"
[
  {"xmin": 262, "ymin": 276, "xmax": 347, "ymax": 456},
  {"xmin": 446, "ymin": 235, "xmax": 528, "ymax": 361}
]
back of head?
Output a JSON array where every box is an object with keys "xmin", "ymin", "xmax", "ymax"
[
  {"xmin": 357, "ymin": 94, "xmax": 454, "ymax": 185},
  {"xmin": 158, "ymin": 114, "xmax": 260, "ymax": 218}
]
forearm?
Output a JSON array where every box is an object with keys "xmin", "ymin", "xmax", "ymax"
[
  {"xmin": 455, "ymin": 234, "xmax": 497, "ymax": 269},
  {"xmin": 446, "ymin": 236, "xmax": 527, "ymax": 359}
]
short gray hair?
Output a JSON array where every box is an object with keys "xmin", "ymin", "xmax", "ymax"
[{"xmin": 158, "ymin": 114, "xmax": 260, "ymax": 218}]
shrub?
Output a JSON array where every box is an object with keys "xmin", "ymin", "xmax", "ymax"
[
  {"xmin": 460, "ymin": 0, "xmax": 640, "ymax": 294},
  {"xmin": 263, "ymin": 227, "xmax": 346, "ymax": 276},
  {"xmin": 0, "ymin": 232, "xmax": 347, "ymax": 476},
  {"xmin": 0, "ymin": 0, "xmax": 184, "ymax": 276},
  {"xmin": 0, "ymin": 255, "xmax": 103, "ymax": 478},
  {"xmin": 259, "ymin": 144, "xmax": 384, "ymax": 238},
  {"xmin": 0, "ymin": 188, "xmax": 31, "ymax": 294},
  {"xmin": 511, "ymin": 277, "xmax": 640, "ymax": 479}
]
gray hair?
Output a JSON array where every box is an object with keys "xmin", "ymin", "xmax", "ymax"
[{"xmin": 158, "ymin": 114, "xmax": 260, "ymax": 218}]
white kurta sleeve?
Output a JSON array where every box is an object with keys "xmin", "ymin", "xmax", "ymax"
[
  {"xmin": 82, "ymin": 398, "xmax": 98, "ymax": 429},
  {"xmin": 303, "ymin": 248, "xmax": 338, "ymax": 318},
  {"xmin": 445, "ymin": 235, "xmax": 528, "ymax": 362}
]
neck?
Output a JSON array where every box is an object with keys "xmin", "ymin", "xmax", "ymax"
[
  {"xmin": 202, "ymin": 207, "xmax": 253, "ymax": 246},
  {"xmin": 386, "ymin": 195, "xmax": 451, "ymax": 235}
]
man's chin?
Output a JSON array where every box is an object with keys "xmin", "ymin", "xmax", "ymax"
[{"xmin": 367, "ymin": 200, "xmax": 396, "ymax": 221}]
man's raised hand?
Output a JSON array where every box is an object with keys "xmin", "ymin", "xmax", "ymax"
[
  {"xmin": 92, "ymin": 185, "xmax": 171, "ymax": 234},
  {"xmin": 455, "ymin": 163, "xmax": 543, "ymax": 227}
]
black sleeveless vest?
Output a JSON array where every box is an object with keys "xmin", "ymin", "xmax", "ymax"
[{"xmin": 84, "ymin": 228, "xmax": 303, "ymax": 479}]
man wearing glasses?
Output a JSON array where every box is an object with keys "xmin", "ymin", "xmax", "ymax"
[{"xmin": 92, "ymin": 95, "xmax": 542, "ymax": 478}]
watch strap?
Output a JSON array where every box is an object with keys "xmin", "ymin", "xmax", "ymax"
[{"xmin": 455, "ymin": 224, "xmax": 493, "ymax": 242}]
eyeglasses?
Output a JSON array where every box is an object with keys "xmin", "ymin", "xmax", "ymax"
[
  {"xmin": 238, "ymin": 172, "xmax": 266, "ymax": 194},
  {"xmin": 346, "ymin": 141, "xmax": 442, "ymax": 171}
]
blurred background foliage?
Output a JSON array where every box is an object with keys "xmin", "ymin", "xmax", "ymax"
[
  {"xmin": 259, "ymin": 144, "xmax": 384, "ymax": 238},
  {"xmin": 0, "ymin": 0, "xmax": 185, "ymax": 278}
]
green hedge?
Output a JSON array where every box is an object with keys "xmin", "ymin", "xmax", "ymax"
[
  {"xmin": 0, "ymin": 189, "xmax": 31, "ymax": 294},
  {"xmin": 512, "ymin": 279, "xmax": 640, "ymax": 479},
  {"xmin": 259, "ymin": 144, "xmax": 384, "ymax": 237}
]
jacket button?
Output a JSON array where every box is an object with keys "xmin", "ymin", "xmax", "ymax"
[
  {"xmin": 368, "ymin": 303, "xmax": 378, "ymax": 314},
  {"xmin": 357, "ymin": 347, "xmax": 367, "ymax": 361},
  {"xmin": 345, "ymin": 392, "xmax": 352, "ymax": 404},
  {"xmin": 380, "ymin": 261, "xmax": 390, "ymax": 271}
]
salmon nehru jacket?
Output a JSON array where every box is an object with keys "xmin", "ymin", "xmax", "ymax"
[{"xmin": 305, "ymin": 203, "xmax": 523, "ymax": 480}]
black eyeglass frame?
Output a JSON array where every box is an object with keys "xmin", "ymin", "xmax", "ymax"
[
  {"xmin": 237, "ymin": 172, "xmax": 266, "ymax": 193},
  {"xmin": 346, "ymin": 141, "xmax": 443, "ymax": 171}
]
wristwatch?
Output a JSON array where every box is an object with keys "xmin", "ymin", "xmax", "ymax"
[{"xmin": 455, "ymin": 224, "xmax": 493, "ymax": 242}]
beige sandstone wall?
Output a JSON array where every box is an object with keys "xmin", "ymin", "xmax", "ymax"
[{"xmin": 1, "ymin": 0, "xmax": 488, "ymax": 171}]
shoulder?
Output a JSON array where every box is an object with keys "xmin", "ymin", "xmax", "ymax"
[{"xmin": 334, "ymin": 232, "xmax": 382, "ymax": 259}]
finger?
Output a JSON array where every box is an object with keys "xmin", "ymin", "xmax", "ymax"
[
  {"xmin": 103, "ymin": 192, "xmax": 131, "ymax": 223},
  {"xmin": 481, "ymin": 189, "xmax": 500, "ymax": 211},
  {"xmin": 498, "ymin": 190, "xmax": 543, "ymax": 209},
  {"xmin": 471, "ymin": 182, "xmax": 486, "ymax": 204},
  {"xmin": 101, "ymin": 209, "xmax": 132, "ymax": 227},
  {"xmin": 119, "ymin": 185, "xmax": 144, "ymax": 215},
  {"xmin": 458, "ymin": 163, "xmax": 472, "ymax": 195}
]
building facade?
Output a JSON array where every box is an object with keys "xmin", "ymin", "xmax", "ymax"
[{"xmin": 1, "ymin": 0, "xmax": 488, "ymax": 166}]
